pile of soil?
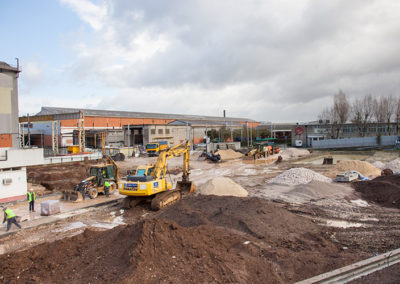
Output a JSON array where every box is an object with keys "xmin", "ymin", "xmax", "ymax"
[
  {"xmin": 27, "ymin": 163, "xmax": 90, "ymax": 192},
  {"xmin": 0, "ymin": 196, "xmax": 362, "ymax": 283},
  {"xmin": 323, "ymin": 160, "xmax": 381, "ymax": 179},
  {"xmin": 215, "ymin": 149, "xmax": 243, "ymax": 160},
  {"xmin": 198, "ymin": 177, "xmax": 248, "ymax": 197},
  {"xmin": 352, "ymin": 175, "xmax": 400, "ymax": 209}
]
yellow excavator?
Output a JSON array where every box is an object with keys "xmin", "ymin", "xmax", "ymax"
[
  {"xmin": 62, "ymin": 156, "xmax": 120, "ymax": 202},
  {"xmin": 119, "ymin": 140, "xmax": 196, "ymax": 210}
]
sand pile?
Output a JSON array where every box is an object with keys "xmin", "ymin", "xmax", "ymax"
[
  {"xmin": 0, "ymin": 196, "xmax": 361, "ymax": 283},
  {"xmin": 280, "ymin": 148, "xmax": 310, "ymax": 160},
  {"xmin": 323, "ymin": 160, "xmax": 381, "ymax": 179},
  {"xmin": 268, "ymin": 168, "xmax": 332, "ymax": 185},
  {"xmin": 215, "ymin": 149, "xmax": 243, "ymax": 160},
  {"xmin": 352, "ymin": 175, "xmax": 400, "ymax": 209},
  {"xmin": 198, "ymin": 177, "xmax": 248, "ymax": 197}
]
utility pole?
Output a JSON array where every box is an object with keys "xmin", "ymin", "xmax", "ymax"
[
  {"xmin": 127, "ymin": 124, "xmax": 130, "ymax": 157},
  {"xmin": 246, "ymin": 121, "xmax": 249, "ymax": 147},
  {"xmin": 27, "ymin": 113, "xmax": 31, "ymax": 147},
  {"xmin": 230, "ymin": 121, "xmax": 233, "ymax": 142}
]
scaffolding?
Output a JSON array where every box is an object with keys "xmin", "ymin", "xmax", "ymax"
[
  {"xmin": 51, "ymin": 120, "xmax": 59, "ymax": 155},
  {"xmin": 78, "ymin": 111, "xmax": 85, "ymax": 153}
]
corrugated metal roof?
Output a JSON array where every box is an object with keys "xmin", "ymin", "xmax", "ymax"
[{"xmin": 36, "ymin": 106, "xmax": 256, "ymax": 123}]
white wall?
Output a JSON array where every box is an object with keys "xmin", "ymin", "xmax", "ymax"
[
  {"xmin": 0, "ymin": 167, "xmax": 27, "ymax": 201},
  {"xmin": 0, "ymin": 148, "xmax": 44, "ymax": 169}
]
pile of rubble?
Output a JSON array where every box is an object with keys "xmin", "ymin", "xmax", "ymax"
[{"xmin": 268, "ymin": 168, "xmax": 332, "ymax": 185}]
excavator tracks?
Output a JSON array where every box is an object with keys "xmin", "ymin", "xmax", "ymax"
[{"xmin": 150, "ymin": 190, "xmax": 181, "ymax": 211}]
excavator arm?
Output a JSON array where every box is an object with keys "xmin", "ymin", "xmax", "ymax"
[{"xmin": 151, "ymin": 140, "xmax": 191, "ymax": 181}]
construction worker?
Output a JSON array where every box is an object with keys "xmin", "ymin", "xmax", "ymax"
[
  {"xmin": 2, "ymin": 206, "xmax": 21, "ymax": 231},
  {"xmin": 104, "ymin": 181, "xmax": 111, "ymax": 198},
  {"xmin": 27, "ymin": 188, "xmax": 36, "ymax": 212}
]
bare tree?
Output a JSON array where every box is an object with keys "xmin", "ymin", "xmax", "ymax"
[
  {"xmin": 395, "ymin": 96, "xmax": 400, "ymax": 134},
  {"xmin": 318, "ymin": 106, "xmax": 336, "ymax": 138},
  {"xmin": 382, "ymin": 95, "xmax": 395, "ymax": 135},
  {"xmin": 373, "ymin": 96, "xmax": 385, "ymax": 124},
  {"xmin": 333, "ymin": 90, "xmax": 350, "ymax": 138},
  {"xmin": 351, "ymin": 95, "xmax": 374, "ymax": 137}
]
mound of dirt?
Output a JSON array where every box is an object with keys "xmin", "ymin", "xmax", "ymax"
[
  {"xmin": 352, "ymin": 175, "xmax": 400, "ymax": 209},
  {"xmin": 280, "ymin": 148, "xmax": 310, "ymax": 160},
  {"xmin": 198, "ymin": 177, "xmax": 248, "ymax": 197},
  {"xmin": 268, "ymin": 168, "xmax": 332, "ymax": 185},
  {"xmin": 27, "ymin": 163, "xmax": 91, "ymax": 192},
  {"xmin": 0, "ymin": 196, "xmax": 362, "ymax": 283},
  {"xmin": 323, "ymin": 160, "xmax": 381, "ymax": 179},
  {"xmin": 215, "ymin": 149, "xmax": 243, "ymax": 160}
]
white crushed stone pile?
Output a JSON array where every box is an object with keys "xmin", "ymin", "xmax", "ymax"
[
  {"xmin": 198, "ymin": 177, "xmax": 248, "ymax": 197},
  {"xmin": 372, "ymin": 161, "xmax": 386, "ymax": 170},
  {"xmin": 280, "ymin": 148, "xmax": 310, "ymax": 160},
  {"xmin": 268, "ymin": 168, "xmax": 332, "ymax": 185},
  {"xmin": 383, "ymin": 158, "xmax": 400, "ymax": 173}
]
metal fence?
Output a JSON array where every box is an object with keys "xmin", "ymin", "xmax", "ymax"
[
  {"xmin": 43, "ymin": 152, "xmax": 103, "ymax": 164},
  {"xmin": 312, "ymin": 135, "xmax": 398, "ymax": 149}
]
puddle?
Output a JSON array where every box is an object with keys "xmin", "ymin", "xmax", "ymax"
[
  {"xmin": 325, "ymin": 220, "xmax": 364, "ymax": 228},
  {"xmin": 52, "ymin": 221, "xmax": 87, "ymax": 232},
  {"xmin": 91, "ymin": 222, "xmax": 119, "ymax": 229}
]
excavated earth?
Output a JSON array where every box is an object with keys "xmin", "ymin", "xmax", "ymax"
[{"xmin": 0, "ymin": 196, "xmax": 366, "ymax": 284}]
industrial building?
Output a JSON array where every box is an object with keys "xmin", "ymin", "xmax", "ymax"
[
  {"xmin": 0, "ymin": 61, "xmax": 44, "ymax": 203},
  {"xmin": 20, "ymin": 106, "xmax": 258, "ymax": 154}
]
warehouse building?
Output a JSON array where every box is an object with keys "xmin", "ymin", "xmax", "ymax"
[{"xmin": 20, "ymin": 106, "xmax": 259, "ymax": 154}]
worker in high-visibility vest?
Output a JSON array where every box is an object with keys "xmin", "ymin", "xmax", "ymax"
[
  {"xmin": 2, "ymin": 206, "xmax": 21, "ymax": 231},
  {"xmin": 104, "ymin": 181, "xmax": 111, "ymax": 198},
  {"xmin": 27, "ymin": 188, "xmax": 36, "ymax": 212}
]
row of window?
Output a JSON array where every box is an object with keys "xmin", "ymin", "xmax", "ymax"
[{"xmin": 150, "ymin": 129, "xmax": 170, "ymax": 135}]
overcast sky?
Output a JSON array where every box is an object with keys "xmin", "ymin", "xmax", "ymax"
[{"xmin": 1, "ymin": 0, "xmax": 400, "ymax": 122}]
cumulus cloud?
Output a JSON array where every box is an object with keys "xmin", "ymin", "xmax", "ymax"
[{"xmin": 59, "ymin": 0, "xmax": 400, "ymax": 121}]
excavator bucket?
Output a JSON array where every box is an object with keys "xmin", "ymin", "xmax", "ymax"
[
  {"xmin": 61, "ymin": 190, "xmax": 84, "ymax": 202},
  {"xmin": 176, "ymin": 181, "xmax": 196, "ymax": 193}
]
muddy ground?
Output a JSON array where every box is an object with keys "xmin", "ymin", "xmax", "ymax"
[{"xmin": 3, "ymin": 149, "xmax": 399, "ymax": 283}]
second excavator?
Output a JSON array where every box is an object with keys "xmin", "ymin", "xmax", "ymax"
[{"xmin": 119, "ymin": 140, "xmax": 196, "ymax": 210}]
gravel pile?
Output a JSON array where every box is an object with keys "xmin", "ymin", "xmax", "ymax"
[
  {"xmin": 268, "ymin": 168, "xmax": 332, "ymax": 185},
  {"xmin": 372, "ymin": 161, "xmax": 386, "ymax": 169},
  {"xmin": 215, "ymin": 149, "xmax": 243, "ymax": 160},
  {"xmin": 383, "ymin": 158, "xmax": 400, "ymax": 173}
]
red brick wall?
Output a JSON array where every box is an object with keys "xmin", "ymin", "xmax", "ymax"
[
  {"xmin": 0, "ymin": 134, "xmax": 12, "ymax": 147},
  {"xmin": 61, "ymin": 117, "xmax": 175, "ymax": 128}
]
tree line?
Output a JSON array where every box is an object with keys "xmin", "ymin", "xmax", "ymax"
[{"xmin": 319, "ymin": 91, "xmax": 400, "ymax": 138}]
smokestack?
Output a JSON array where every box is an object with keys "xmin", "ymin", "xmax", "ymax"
[{"xmin": 223, "ymin": 110, "xmax": 226, "ymax": 117}]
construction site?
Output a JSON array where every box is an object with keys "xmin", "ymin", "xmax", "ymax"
[
  {"xmin": 2, "ymin": 1, "xmax": 400, "ymax": 281},
  {"xmin": 1, "ymin": 143, "xmax": 400, "ymax": 283}
]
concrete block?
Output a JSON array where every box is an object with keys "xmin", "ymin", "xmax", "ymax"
[{"xmin": 41, "ymin": 200, "xmax": 61, "ymax": 216}]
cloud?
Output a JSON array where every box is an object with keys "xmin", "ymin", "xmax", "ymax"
[
  {"xmin": 20, "ymin": 61, "xmax": 44, "ymax": 93},
  {"xmin": 59, "ymin": 0, "xmax": 400, "ymax": 121}
]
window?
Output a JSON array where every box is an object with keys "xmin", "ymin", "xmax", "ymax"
[
  {"xmin": 158, "ymin": 129, "xmax": 163, "ymax": 134},
  {"xmin": 151, "ymin": 129, "xmax": 156, "ymax": 134},
  {"xmin": 165, "ymin": 129, "xmax": 170, "ymax": 134}
]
